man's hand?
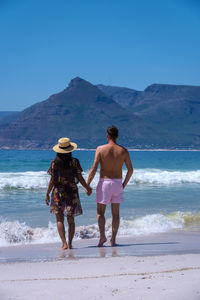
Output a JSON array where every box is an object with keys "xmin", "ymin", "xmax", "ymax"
[
  {"xmin": 122, "ymin": 151, "xmax": 133, "ymax": 189},
  {"xmin": 45, "ymin": 194, "xmax": 50, "ymax": 206}
]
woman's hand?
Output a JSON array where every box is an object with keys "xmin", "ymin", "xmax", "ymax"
[
  {"xmin": 46, "ymin": 177, "xmax": 54, "ymax": 206},
  {"xmin": 45, "ymin": 194, "xmax": 50, "ymax": 206}
]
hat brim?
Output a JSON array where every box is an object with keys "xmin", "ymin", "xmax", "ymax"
[{"xmin": 53, "ymin": 142, "xmax": 77, "ymax": 153}]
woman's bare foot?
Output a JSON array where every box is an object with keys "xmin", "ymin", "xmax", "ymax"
[
  {"xmin": 98, "ymin": 236, "xmax": 107, "ymax": 247},
  {"xmin": 61, "ymin": 243, "xmax": 68, "ymax": 250}
]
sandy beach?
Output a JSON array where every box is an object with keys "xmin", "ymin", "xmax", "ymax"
[{"xmin": 0, "ymin": 231, "xmax": 200, "ymax": 300}]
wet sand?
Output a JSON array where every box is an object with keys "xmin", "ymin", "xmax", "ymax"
[
  {"xmin": 0, "ymin": 230, "xmax": 200, "ymax": 263},
  {"xmin": 0, "ymin": 231, "xmax": 200, "ymax": 299}
]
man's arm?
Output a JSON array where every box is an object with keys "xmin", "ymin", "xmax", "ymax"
[
  {"xmin": 87, "ymin": 147, "xmax": 101, "ymax": 186},
  {"xmin": 122, "ymin": 151, "xmax": 133, "ymax": 189}
]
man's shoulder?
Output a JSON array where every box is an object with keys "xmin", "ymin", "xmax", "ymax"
[
  {"xmin": 96, "ymin": 144, "xmax": 108, "ymax": 151},
  {"xmin": 117, "ymin": 144, "xmax": 128, "ymax": 153},
  {"xmin": 97, "ymin": 144, "xmax": 128, "ymax": 150}
]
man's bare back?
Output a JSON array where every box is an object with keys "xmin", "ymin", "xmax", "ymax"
[
  {"xmin": 87, "ymin": 140, "xmax": 133, "ymax": 189},
  {"xmin": 97, "ymin": 143, "xmax": 127, "ymax": 179}
]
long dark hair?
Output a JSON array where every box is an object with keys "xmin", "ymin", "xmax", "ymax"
[{"xmin": 54, "ymin": 152, "xmax": 72, "ymax": 169}]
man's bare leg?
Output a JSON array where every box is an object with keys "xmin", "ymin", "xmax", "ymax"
[
  {"xmin": 110, "ymin": 203, "xmax": 120, "ymax": 246},
  {"xmin": 97, "ymin": 203, "xmax": 107, "ymax": 247},
  {"xmin": 67, "ymin": 215, "xmax": 75, "ymax": 249},
  {"xmin": 56, "ymin": 214, "xmax": 68, "ymax": 250}
]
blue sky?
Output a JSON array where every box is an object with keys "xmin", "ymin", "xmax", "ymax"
[{"xmin": 0, "ymin": 0, "xmax": 200, "ymax": 110}]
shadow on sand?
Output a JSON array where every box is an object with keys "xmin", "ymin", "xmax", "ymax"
[{"xmin": 85, "ymin": 241, "xmax": 179, "ymax": 249}]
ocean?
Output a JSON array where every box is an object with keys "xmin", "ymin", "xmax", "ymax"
[{"xmin": 0, "ymin": 149, "xmax": 200, "ymax": 247}]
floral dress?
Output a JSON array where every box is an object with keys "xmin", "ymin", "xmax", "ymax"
[{"xmin": 47, "ymin": 158, "xmax": 83, "ymax": 217}]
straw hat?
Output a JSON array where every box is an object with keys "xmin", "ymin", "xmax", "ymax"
[{"xmin": 53, "ymin": 137, "xmax": 77, "ymax": 153}]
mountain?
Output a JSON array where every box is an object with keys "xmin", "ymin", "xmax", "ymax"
[
  {"xmin": 0, "ymin": 111, "xmax": 21, "ymax": 125},
  {"xmin": 97, "ymin": 84, "xmax": 141, "ymax": 108},
  {"xmin": 0, "ymin": 77, "xmax": 159, "ymax": 149},
  {"xmin": 100, "ymin": 83, "xmax": 200, "ymax": 148},
  {"xmin": 0, "ymin": 78, "xmax": 200, "ymax": 149},
  {"xmin": 0, "ymin": 112, "xmax": 18, "ymax": 119}
]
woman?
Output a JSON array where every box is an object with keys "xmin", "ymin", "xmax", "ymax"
[{"xmin": 45, "ymin": 137, "xmax": 92, "ymax": 250}]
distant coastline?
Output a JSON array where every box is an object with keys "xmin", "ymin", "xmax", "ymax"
[{"xmin": 1, "ymin": 147, "xmax": 200, "ymax": 151}]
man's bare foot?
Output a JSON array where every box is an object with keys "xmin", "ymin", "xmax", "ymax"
[
  {"xmin": 68, "ymin": 243, "xmax": 72, "ymax": 249},
  {"xmin": 98, "ymin": 237, "xmax": 107, "ymax": 247},
  {"xmin": 61, "ymin": 243, "xmax": 68, "ymax": 250},
  {"xmin": 110, "ymin": 238, "xmax": 117, "ymax": 247}
]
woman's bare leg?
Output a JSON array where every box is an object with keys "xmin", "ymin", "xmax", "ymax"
[
  {"xmin": 67, "ymin": 216, "xmax": 75, "ymax": 249},
  {"xmin": 56, "ymin": 214, "xmax": 68, "ymax": 250}
]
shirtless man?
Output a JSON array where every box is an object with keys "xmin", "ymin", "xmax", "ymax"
[{"xmin": 87, "ymin": 126, "xmax": 133, "ymax": 247}]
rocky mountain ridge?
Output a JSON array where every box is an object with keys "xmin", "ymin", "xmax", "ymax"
[{"xmin": 0, "ymin": 77, "xmax": 200, "ymax": 149}]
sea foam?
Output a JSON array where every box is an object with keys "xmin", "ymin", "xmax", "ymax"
[
  {"xmin": 0, "ymin": 169, "xmax": 200, "ymax": 190},
  {"xmin": 0, "ymin": 171, "xmax": 48, "ymax": 190},
  {"xmin": 1, "ymin": 211, "xmax": 200, "ymax": 246}
]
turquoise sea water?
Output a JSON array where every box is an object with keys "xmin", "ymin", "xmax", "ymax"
[{"xmin": 0, "ymin": 149, "xmax": 200, "ymax": 246}]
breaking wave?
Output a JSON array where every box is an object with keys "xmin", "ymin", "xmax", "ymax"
[
  {"xmin": 0, "ymin": 171, "xmax": 48, "ymax": 190},
  {"xmin": 1, "ymin": 211, "xmax": 200, "ymax": 246},
  {"xmin": 0, "ymin": 169, "xmax": 200, "ymax": 190}
]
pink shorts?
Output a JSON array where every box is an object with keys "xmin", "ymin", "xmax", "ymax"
[{"xmin": 96, "ymin": 179, "xmax": 124, "ymax": 205}]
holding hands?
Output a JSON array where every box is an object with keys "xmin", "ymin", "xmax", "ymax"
[
  {"xmin": 77, "ymin": 173, "xmax": 92, "ymax": 196},
  {"xmin": 86, "ymin": 185, "xmax": 92, "ymax": 196}
]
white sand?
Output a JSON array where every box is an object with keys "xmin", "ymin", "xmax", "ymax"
[
  {"xmin": 0, "ymin": 254, "xmax": 200, "ymax": 300},
  {"xmin": 1, "ymin": 232, "xmax": 200, "ymax": 299}
]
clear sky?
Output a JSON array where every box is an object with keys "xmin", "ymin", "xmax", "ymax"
[{"xmin": 0, "ymin": 0, "xmax": 200, "ymax": 110}]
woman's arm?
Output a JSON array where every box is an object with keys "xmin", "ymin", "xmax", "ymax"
[
  {"xmin": 45, "ymin": 176, "xmax": 54, "ymax": 205},
  {"xmin": 77, "ymin": 173, "xmax": 92, "ymax": 195}
]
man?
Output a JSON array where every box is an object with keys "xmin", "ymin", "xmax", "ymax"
[{"xmin": 87, "ymin": 126, "xmax": 133, "ymax": 247}]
